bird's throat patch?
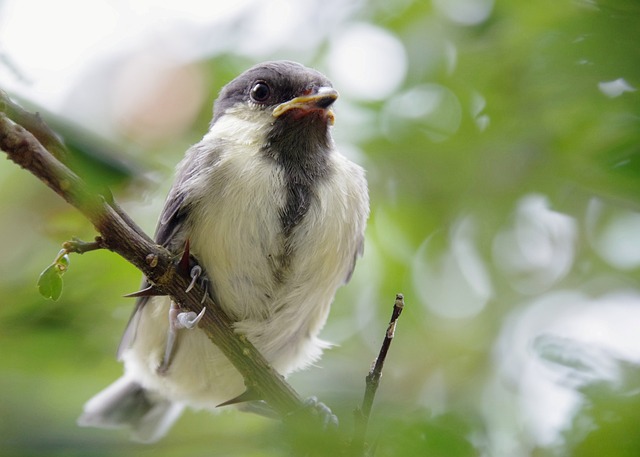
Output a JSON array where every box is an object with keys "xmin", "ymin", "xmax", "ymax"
[{"xmin": 261, "ymin": 119, "xmax": 332, "ymax": 239}]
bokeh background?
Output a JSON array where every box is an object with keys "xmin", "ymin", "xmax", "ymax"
[{"xmin": 1, "ymin": 0, "xmax": 640, "ymax": 456}]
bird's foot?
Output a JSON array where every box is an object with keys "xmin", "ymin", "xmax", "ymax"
[
  {"xmin": 174, "ymin": 306, "xmax": 206, "ymax": 330},
  {"xmin": 157, "ymin": 301, "xmax": 206, "ymax": 375},
  {"xmin": 187, "ymin": 265, "xmax": 210, "ymax": 304},
  {"xmin": 302, "ymin": 396, "xmax": 339, "ymax": 430}
]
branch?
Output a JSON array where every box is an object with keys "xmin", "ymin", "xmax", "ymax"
[
  {"xmin": 351, "ymin": 293, "xmax": 405, "ymax": 456},
  {"xmin": 0, "ymin": 91, "xmax": 304, "ymax": 417}
]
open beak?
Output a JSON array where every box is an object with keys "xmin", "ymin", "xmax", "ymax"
[{"xmin": 272, "ymin": 87, "xmax": 338, "ymax": 124}]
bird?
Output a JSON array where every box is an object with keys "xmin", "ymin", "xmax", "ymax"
[{"xmin": 78, "ymin": 60, "xmax": 369, "ymax": 442}]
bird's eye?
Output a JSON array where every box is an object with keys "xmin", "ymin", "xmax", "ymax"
[{"xmin": 250, "ymin": 81, "xmax": 271, "ymax": 103}]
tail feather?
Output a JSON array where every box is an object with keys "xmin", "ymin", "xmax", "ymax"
[{"xmin": 78, "ymin": 376, "xmax": 183, "ymax": 443}]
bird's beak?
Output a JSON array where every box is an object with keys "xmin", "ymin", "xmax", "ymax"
[{"xmin": 272, "ymin": 87, "xmax": 338, "ymax": 125}]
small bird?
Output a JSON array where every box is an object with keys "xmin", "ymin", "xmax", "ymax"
[{"xmin": 78, "ymin": 60, "xmax": 369, "ymax": 442}]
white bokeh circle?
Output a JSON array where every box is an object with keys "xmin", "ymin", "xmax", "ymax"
[{"xmin": 327, "ymin": 23, "xmax": 407, "ymax": 101}]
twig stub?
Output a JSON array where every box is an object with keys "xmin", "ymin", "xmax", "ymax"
[
  {"xmin": 351, "ymin": 293, "xmax": 406, "ymax": 456},
  {"xmin": 62, "ymin": 237, "xmax": 105, "ymax": 255}
]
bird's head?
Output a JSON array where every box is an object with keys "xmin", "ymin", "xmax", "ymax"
[{"xmin": 209, "ymin": 61, "xmax": 338, "ymax": 155}]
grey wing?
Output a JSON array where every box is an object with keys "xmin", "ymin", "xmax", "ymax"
[
  {"xmin": 116, "ymin": 185, "xmax": 190, "ymax": 359},
  {"xmin": 117, "ymin": 142, "xmax": 218, "ymax": 359}
]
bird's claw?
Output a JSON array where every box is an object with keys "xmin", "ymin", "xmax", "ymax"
[
  {"xmin": 185, "ymin": 265, "xmax": 202, "ymax": 293},
  {"xmin": 175, "ymin": 307, "xmax": 206, "ymax": 329},
  {"xmin": 184, "ymin": 264, "xmax": 210, "ymax": 304}
]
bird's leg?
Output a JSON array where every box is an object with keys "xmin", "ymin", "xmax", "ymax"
[
  {"xmin": 157, "ymin": 301, "xmax": 180, "ymax": 375},
  {"xmin": 157, "ymin": 300, "xmax": 206, "ymax": 375},
  {"xmin": 157, "ymin": 240, "xmax": 212, "ymax": 374}
]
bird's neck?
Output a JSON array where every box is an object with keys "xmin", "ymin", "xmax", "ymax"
[{"xmin": 264, "ymin": 116, "xmax": 332, "ymax": 173}]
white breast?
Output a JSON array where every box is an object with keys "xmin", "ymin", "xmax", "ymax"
[{"xmin": 188, "ymin": 139, "xmax": 368, "ymax": 369}]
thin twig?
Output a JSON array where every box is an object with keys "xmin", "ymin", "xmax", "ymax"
[
  {"xmin": 351, "ymin": 293, "xmax": 405, "ymax": 456},
  {"xmin": 62, "ymin": 236, "xmax": 106, "ymax": 254}
]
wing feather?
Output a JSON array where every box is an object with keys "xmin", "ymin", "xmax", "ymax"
[{"xmin": 117, "ymin": 141, "xmax": 222, "ymax": 357}]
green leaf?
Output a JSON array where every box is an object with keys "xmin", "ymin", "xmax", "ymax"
[{"xmin": 37, "ymin": 264, "xmax": 64, "ymax": 301}]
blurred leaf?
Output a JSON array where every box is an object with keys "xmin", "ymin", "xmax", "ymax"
[
  {"xmin": 559, "ymin": 363, "xmax": 640, "ymax": 457},
  {"xmin": 37, "ymin": 263, "xmax": 63, "ymax": 301},
  {"xmin": 376, "ymin": 412, "xmax": 479, "ymax": 457},
  {"xmin": 4, "ymin": 93, "xmax": 145, "ymax": 189}
]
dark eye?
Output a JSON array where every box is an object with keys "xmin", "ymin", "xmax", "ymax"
[{"xmin": 250, "ymin": 81, "xmax": 271, "ymax": 103}]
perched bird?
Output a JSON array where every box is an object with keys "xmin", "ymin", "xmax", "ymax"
[{"xmin": 78, "ymin": 60, "xmax": 369, "ymax": 442}]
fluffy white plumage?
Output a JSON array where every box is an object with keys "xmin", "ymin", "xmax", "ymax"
[{"xmin": 78, "ymin": 61, "xmax": 369, "ymax": 442}]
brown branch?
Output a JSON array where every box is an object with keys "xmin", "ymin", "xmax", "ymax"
[
  {"xmin": 351, "ymin": 293, "xmax": 405, "ymax": 456},
  {"xmin": 0, "ymin": 94, "xmax": 305, "ymax": 417}
]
